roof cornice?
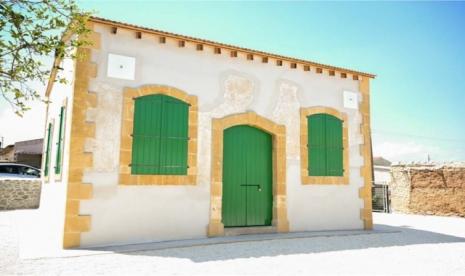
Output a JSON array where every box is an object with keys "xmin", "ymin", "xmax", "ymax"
[{"xmin": 89, "ymin": 16, "xmax": 376, "ymax": 79}]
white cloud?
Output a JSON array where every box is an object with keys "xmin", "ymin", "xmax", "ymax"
[
  {"xmin": 373, "ymin": 141, "xmax": 433, "ymax": 163},
  {"xmin": 372, "ymin": 139, "xmax": 463, "ymax": 163},
  {"xmin": 0, "ymin": 78, "xmax": 48, "ymax": 147}
]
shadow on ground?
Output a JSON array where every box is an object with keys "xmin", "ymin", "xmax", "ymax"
[{"xmin": 91, "ymin": 224, "xmax": 465, "ymax": 263}]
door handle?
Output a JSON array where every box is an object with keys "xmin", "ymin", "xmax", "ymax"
[{"xmin": 240, "ymin": 184, "xmax": 261, "ymax": 191}]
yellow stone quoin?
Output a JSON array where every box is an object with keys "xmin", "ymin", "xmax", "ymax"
[
  {"xmin": 119, "ymin": 85, "xmax": 198, "ymax": 186},
  {"xmin": 299, "ymin": 106, "xmax": 349, "ymax": 185},
  {"xmin": 63, "ymin": 23, "xmax": 101, "ymax": 248},
  {"xmin": 207, "ymin": 112, "xmax": 289, "ymax": 236},
  {"xmin": 358, "ymin": 77, "xmax": 374, "ymax": 230}
]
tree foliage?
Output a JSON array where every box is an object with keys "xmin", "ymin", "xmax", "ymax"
[{"xmin": 0, "ymin": 0, "xmax": 91, "ymax": 115}]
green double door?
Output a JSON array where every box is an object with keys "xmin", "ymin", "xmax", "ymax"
[{"xmin": 222, "ymin": 125, "xmax": 273, "ymax": 227}]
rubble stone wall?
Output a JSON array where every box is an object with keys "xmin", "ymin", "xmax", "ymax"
[
  {"xmin": 390, "ymin": 165, "xmax": 465, "ymax": 217},
  {"xmin": 0, "ymin": 179, "xmax": 41, "ymax": 210}
]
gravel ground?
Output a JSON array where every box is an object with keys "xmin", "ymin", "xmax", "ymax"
[{"xmin": 1, "ymin": 211, "xmax": 465, "ymax": 275}]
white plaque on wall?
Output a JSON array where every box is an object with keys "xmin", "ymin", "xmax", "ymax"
[
  {"xmin": 343, "ymin": 90, "xmax": 358, "ymax": 109},
  {"xmin": 107, "ymin": 53, "xmax": 136, "ymax": 80}
]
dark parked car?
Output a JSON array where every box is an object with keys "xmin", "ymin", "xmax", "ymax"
[{"xmin": 0, "ymin": 163, "xmax": 41, "ymax": 179}]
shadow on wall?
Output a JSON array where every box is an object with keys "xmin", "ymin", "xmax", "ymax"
[{"xmin": 91, "ymin": 224, "xmax": 465, "ymax": 263}]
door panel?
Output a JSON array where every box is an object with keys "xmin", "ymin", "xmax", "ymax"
[
  {"xmin": 222, "ymin": 126, "xmax": 247, "ymax": 227},
  {"xmin": 222, "ymin": 125, "xmax": 272, "ymax": 227}
]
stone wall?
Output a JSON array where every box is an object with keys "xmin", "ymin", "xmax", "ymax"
[
  {"xmin": 390, "ymin": 164, "xmax": 465, "ymax": 217},
  {"xmin": 0, "ymin": 179, "xmax": 41, "ymax": 210}
]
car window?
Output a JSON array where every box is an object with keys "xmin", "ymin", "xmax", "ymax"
[
  {"xmin": 24, "ymin": 167, "xmax": 40, "ymax": 177},
  {"xmin": 10, "ymin": 165, "xmax": 21, "ymax": 174},
  {"xmin": 0, "ymin": 165, "xmax": 39, "ymax": 177},
  {"xmin": 18, "ymin": 166, "xmax": 28, "ymax": 174},
  {"xmin": 16, "ymin": 166, "xmax": 38, "ymax": 176},
  {"xmin": 0, "ymin": 165, "xmax": 19, "ymax": 174}
]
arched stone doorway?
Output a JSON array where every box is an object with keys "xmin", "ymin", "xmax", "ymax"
[{"xmin": 208, "ymin": 112, "xmax": 289, "ymax": 236}]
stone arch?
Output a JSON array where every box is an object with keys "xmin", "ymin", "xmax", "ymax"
[{"xmin": 208, "ymin": 112, "xmax": 289, "ymax": 236}]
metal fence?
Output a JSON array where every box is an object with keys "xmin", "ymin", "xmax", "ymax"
[{"xmin": 372, "ymin": 183, "xmax": 391, "ymax": 213}]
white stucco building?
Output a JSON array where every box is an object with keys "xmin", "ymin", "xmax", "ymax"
[
  {"xmin": 40, "ymin": 17, "xmax": 375, "ymax": 248},
  {"xmin": 373, "ymin": 157, "xmax": 392, "ymax": 185}
]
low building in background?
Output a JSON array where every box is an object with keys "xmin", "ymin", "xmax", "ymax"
[
  {"xmin": 0, "ymin": 139, "xmax": 43, "ymax": 168},
  {"xmin": 14, "ymin": 139, "xmax": 43, "ymax": 169},
  {"xmin": 372, "ymin": 156, "xmax": 392, "ymax": 213},
  {"xmin": 0, "ymin": 145, "xmax": 15, "ymax": 162},
  {"xmin": 373, "ymin": 156, "xmax": 392, "ymax": 185}
]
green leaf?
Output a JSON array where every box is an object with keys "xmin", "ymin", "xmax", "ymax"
[{"xmin": 0, "ymin": 0, "xmax": 92, "ymax": 116}]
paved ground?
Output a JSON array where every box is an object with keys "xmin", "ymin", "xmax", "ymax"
[{"xmin": 1, "ymin": 211, "xmax": 465, "ymax": 275}]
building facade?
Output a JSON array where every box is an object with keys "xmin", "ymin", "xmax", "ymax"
[
  {"xmin": 373, "ymin": 156, "xmax": 392, "ymax": 185},
  {"xmin": 14, "ymin": 139, "xmax": 44, "ymax": 168},
  {"xmin": 41, "ymin": 17, "xmax": 375, "ymax": 248},
  {"xmin": 0, "ymin": 139, "xmax": 43, "ymax": 168}
]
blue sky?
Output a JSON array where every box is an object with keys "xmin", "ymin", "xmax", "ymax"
[{"xmin": 1, "ymin": 1, "xmax": 464, "ymax": 162}]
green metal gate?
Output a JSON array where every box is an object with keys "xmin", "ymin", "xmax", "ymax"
[{"xmin": 222, "ymin": 125, "xmax": 273, "ymax": 227}]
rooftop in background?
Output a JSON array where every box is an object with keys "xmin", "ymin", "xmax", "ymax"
[
  {"xmin": 0, "ymin": 145, "xmax": 14, "ymax": 155},
  {"xmin": 14, "ymin": 139, "xmax": 43, "ymax": 155},
  {"xmin": 373, "ymin": 156, "xmax": 392, "ymax": 167}
]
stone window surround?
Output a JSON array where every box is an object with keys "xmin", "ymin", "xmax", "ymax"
[
  {"xmin": 119, "ymin": 85, "xmax": 198, "ymax": 185},
  {"xmin": 207, "ymin": 112, "xmax": 289, "ymax": 237},
  {"xmin": 300, "ymin": 106, "xmax": 349, "ymax": 185}
]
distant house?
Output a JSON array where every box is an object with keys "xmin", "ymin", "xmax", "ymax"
[
  {"xmin": 39, "ymin": 17, "xmax": 376, "ymax": 249},
  {"xmin": 373, "ymin": 156, "xmax": 392, "ymax": 185},
  {"xmin": 14, "ymin": 139, "xmax": 43, "ymax": 168},
  {"xmin": 0, "ymin": 139, "xmax": 43, "ymax": 168},
  {"xmin": 0, "ymin": 145, "xmax": 15, "ymax": 162}
]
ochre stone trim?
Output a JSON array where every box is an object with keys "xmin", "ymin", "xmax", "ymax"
[
  {"xmin": 207, "ymin": 112, "xmax": 289, "ymax": 237},
  {"xmin": 300, "ymin": 107, "xmax": 349, "ymax": 185},
  {"xmin": 119, "ymin": 85, "xmax": 198, "ymax": 185},
  {"xmin": 358, "ymin": 77, "xmax": 373, "ymax": 229},
  {"xmin": 63, "ymin": 23, "xmax": 101, "ymax": 248}
]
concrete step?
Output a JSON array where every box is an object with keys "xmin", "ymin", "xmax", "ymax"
[{"xmin": 224, "ymin": 226, "xmax": 276, "ymax": 236}]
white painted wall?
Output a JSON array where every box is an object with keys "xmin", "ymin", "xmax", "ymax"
[
  {"xmin": 374, "ymin": 166, "xmax": 392, "ymax": 184},
  {"xmin": 35, "ymin": 56, "xmax": 76, "ymax": 250},
  {"xmin": 76, "ymin": 23, "xmax": 366, "ymax": 247}
]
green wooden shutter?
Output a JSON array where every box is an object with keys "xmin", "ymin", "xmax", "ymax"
[
  {"xmin": 44, "ymin": 123, "xmax": 53, "ymax": 177},
  {"xmin": 308, "ymin": 114, "xmax": 343, "ymax": 176},
  {"xmin": 158, "ymin": 96, "xmax": 189, "ymax": 175},
  {"xmin": 131, "ymin": 95, "xmax": 163, "ymax": 175},
  {"xmin": 55, "ymin": 106, "xmax": 65, "ymax": 175},
  {"xmin": 308, "ymin": 114, "xmax": 327, "ymax": 176},
  {"xmin": 131, "ymin": 94, "xmax": 189, "ymax": 175},
  {"xmin": 325, "ymin": 115, "xmax": 343, "ymax": 176}
]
